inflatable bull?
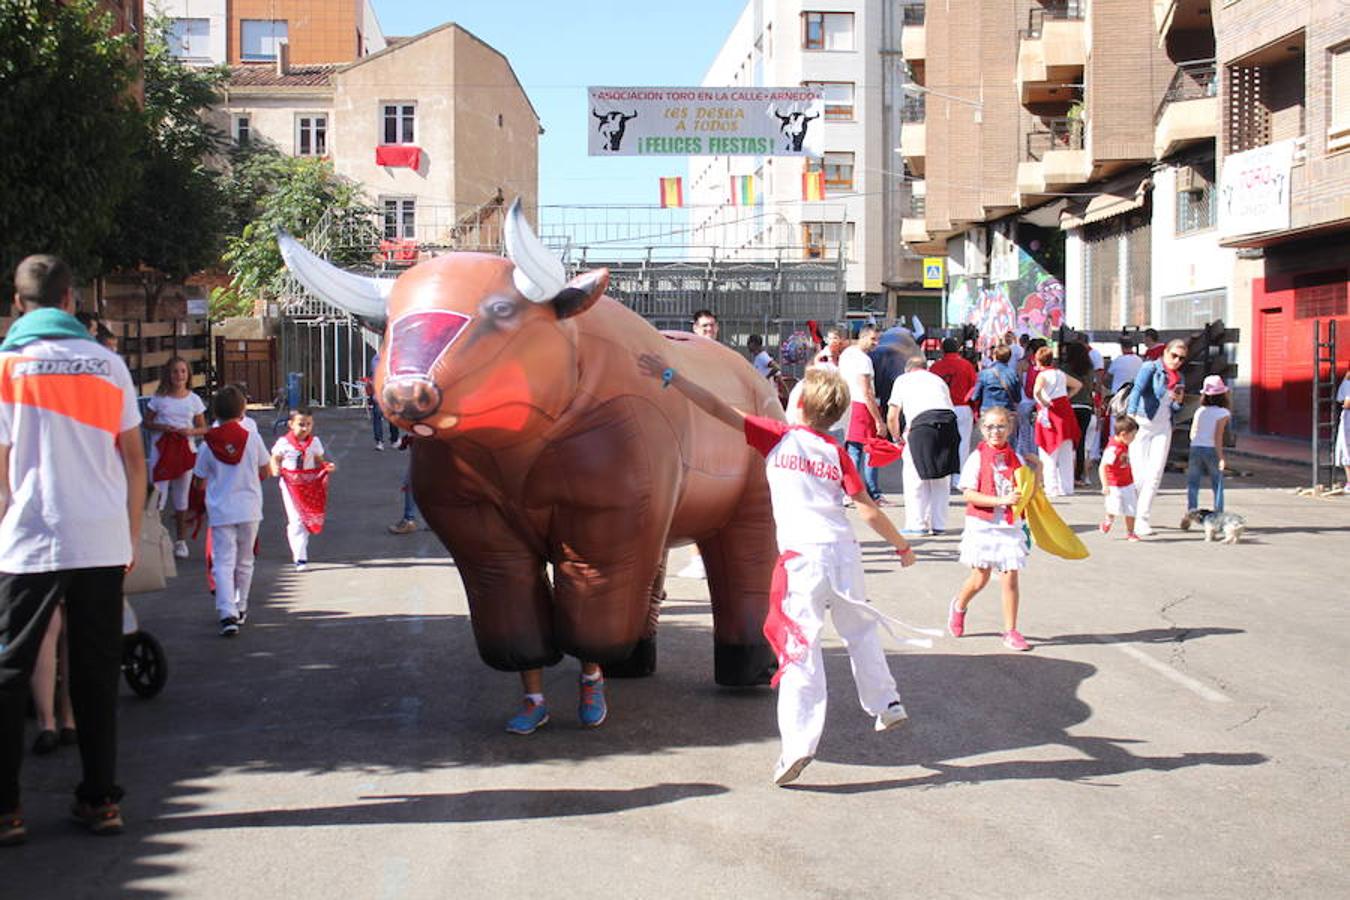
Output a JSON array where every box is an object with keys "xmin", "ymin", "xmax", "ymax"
[{"xmin": 279, "ymin": 202, "xmax": 781, "ymax": 685}]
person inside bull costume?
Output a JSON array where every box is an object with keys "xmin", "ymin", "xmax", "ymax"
[{"xmin": 278, "ymin": 201, "xmax": 786, "ymax": 733}]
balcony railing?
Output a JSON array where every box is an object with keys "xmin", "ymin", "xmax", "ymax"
[
  {"xmin": 902, "ymin": 3, "xmax": 925, "ymax": 26},
  {"xmin": 1025, "ymin": 116, "xmax": 1083, "ymax": 161},
  {"xmin": 1020, "ymin": 0, "xmax": 1086, "ymax": 39},
  {"xmin": 900, "ymin": 94, "xmax": 925, "ymax": 123},
  {"xmin": 909, "ymin": 193, "xmax": 926, "ymax": 217},
  {"xmin": 1154, "ymin": 58, "xmax": 1218, "ymax": 123}
]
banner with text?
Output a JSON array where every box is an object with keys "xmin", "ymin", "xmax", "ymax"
[
  {"xmin": 588, "ymin": 86, "xmax": 824, "ymax": 157},
  {"xmin": 1218, "ymin": 139, "xmax": 1296, "ymax": 238}
]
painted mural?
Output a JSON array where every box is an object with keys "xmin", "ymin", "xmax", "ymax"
[{"xmin": 947, "ymin": 242, "xmax": 1065, "ymax": 352}]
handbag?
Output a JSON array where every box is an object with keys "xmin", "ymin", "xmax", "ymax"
[{"xmin": 124, "ymin": 489, "xmax": 178, "ymax": 595}]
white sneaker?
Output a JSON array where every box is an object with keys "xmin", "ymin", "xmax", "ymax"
[
  {"xmin": 173, "ymin": 540, "xmax": 189, "ymax": 559},
  {"xmin": 773, "ymin": 754, "xmax": 813, "ymax": 786},
  {"xmin": 675, "ymin": 556, "xmax": 706, "ymax": 580},
  {"xmin": 374, "ymin": 441, "xmax": 385, "ymax": 451},
  {"xmin": 875, "ymin": 701, "xmax": 909, "ymax": 732},
  {"xmin": 1135, "ymin": 519, "xmax": 1154, "ymax": 537}
]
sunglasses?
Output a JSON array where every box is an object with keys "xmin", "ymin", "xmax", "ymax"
[{"xmin": 1168, "ymin": 350, "xmax": 1187, "ymax": 360}]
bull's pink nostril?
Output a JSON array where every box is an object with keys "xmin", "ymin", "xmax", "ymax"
[{"xmin": 382, "ymin": 376, "xmax": 442, "ymax": 422}]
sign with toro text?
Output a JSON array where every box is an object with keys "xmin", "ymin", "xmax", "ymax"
[
  {"xmin": 588, "ymin": 86, "xmax": 824, "ymax": 157},
  {"xmin": 1218, "ymin": 139, "xmax": 1296, "ymax": 238}
]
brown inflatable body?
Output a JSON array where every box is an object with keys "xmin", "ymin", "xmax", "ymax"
[{"xmin": 281, "ymin": 205, "xmax": 782, "ymax": 685}]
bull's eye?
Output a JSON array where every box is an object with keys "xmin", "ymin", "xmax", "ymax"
[{"xmin": 483, "ymin": 297, "xmax": 518, "ymax": 320}]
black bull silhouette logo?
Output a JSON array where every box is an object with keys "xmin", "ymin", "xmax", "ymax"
[
  {"xmin": 593, "ymin": 109, "xmax": 638, "ymax": 151},
  {"xmin": 775, "ymin": 110, "xmax": 818, "ymax": 152}
]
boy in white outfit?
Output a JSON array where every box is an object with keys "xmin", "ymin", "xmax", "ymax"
[
  {"xmin": 270, "ymin": 407, "xmax": 336, "ymax": 571},
  {"xmin": 192, "ymin": 386, "xmax": 272, "ymax": 636},
  {"xmin": 638, "ymin": 355, "xmax": 919, "ymax": 786}
]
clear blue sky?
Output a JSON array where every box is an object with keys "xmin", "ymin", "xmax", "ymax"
[{"xmin": 370, "ymin": 1, "xmax": 748, "ymax": 210}]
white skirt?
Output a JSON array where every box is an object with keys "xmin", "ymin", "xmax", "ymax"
[
  {"xmin": 959, "ymin": 517, "xmax": 1030, "ymax": 572},
  {"xmin": 1335, "ymin": 409, "xmax": 1350, "ymax": 466}
]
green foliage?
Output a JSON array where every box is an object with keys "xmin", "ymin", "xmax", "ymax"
[
  {"xmin": 223, "ymin": 156, "xmax": 377, "ymax": 301},
  {"xmin": 140, "ymin": 11, "xmax": 228, "ymax": 162},
  {"xmin": 0, "ymin": 0, "xmax": 140, "ymax": 286},
  {"xmin": 208, "ymin": 285, "xmax": 253, "ymax": 322}
]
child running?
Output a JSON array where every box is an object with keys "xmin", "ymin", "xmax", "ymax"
[
  {"xmin": 638, "ymin": 354, "xmax": 919, "ymax": 787},
  {"xmin": 949, "ymin": 406, "xmax": 1041, "ymax": 652},
  {"xmin": 270, "ymin": 407, "xmax": 336, "ymax": 572},
  {"xmin": 1098, "ymin": 416, "xmax": 1140, "ymax": 541},
  {"xmin": 192, "ymin": 385, "xmax": 272, "ymax": 636},
  {"xmin": 144, "ymin": 357, "xmax": 207, "ymax": 559}
]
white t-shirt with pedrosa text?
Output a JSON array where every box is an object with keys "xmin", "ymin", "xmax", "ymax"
[
  {"xmin": 744, "ymin": 415, "xmax": 864, "ymax": 548},
  {"xmin": 193, "ymin": 428, "xmax": 271, "ymax": 526},
  {"xmin": 0, "ymin": 338, "xmax": 141, "ymax": 573}
]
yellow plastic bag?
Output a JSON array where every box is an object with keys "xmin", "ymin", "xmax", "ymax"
[{"xmin": 1012, "ymin": 467, "xmax": 1089, "ymax": 561}]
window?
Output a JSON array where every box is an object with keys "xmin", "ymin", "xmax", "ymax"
[
  {"xmin": 1175, "ymin": 161, "xmax": 1217, "ymax": 235},
  {"xmin": 1083, "ymin": 211, "xmax": 1152, "ymax": 329},
  {"xmin": 801, "ymin": 221, "xmax": 856, "ymax": 260},
  {"xmin": 233, "ymin": 115, "xmax": 250, "ymax": 146},
  {"xmin": 382, "ymin": 103, "xmax": 416, "ymax": 144},
  {"xmin": 168, "ymin": 18, "xmax": 209, "ymax": 59},
  {"xmin": 381, "ymin": 197, "xmax": 416, "ymax": 240},
  {"xmin": 808, "ymin": 152, "xmax": 855, "ymax": 192},
  {"xmin": 802, "ymin": 12, "xmax": 854, "ymax": 51},
  {"xmin": 241, "ymin": 19, "xmax": 287, "ymax": 61},
  {"xmin": 1331, "ymin": 44, "xmax": 1350, "ymax": 152},
  {"xmin": 296, "ymin": 115, "xmax": 327, "ymax": 156},
  {"xmin": 804, "ymin": 81, "xmax": 855, "ymax": 120},
  {"xmin": 1163, "ymin": 290, "xmax": 1227, "ymax": 328}
]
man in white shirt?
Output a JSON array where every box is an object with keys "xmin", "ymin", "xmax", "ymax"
[
  {"xmin": 1108, "ymin": 339, "xmax": 1144, "ymax": 393},
  {"xmin": 0, "ymin": 255, "xmax": 145, "ymax": 840},
  {"xmin": 887, "ymin": 357, "xmax": 960, "ymax": 534},
  {"xmin": 839, "ymin": 326, "xmax": 887, "ymax": 503},
  {"xmin": 747, "ymin": 334, "xmax": 779, "ymax": 380}
]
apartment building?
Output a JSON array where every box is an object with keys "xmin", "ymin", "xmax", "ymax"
[
  {"xmin": 160, "ymin": 0, "xmax": 386, "ymax": 67},
  {"xmin": 211, "ymin": 23, "xmax": 541, "ymax": 255},
  {"xmin": 690, "ymin": 1, "xmax": 931, "ymax": 315},
  {"xmin": 1214, "ymin": 0, "xmax": 1350, "ymax": 439}
]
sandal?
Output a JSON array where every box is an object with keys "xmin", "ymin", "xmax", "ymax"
[{"xmin": 0, "ymin": 809, "xmax": 26, "ymax": 847}]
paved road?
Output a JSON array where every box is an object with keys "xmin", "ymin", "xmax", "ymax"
[{"xmin": 8, "ymin": 409, "xmax": 1347, "ymax": 898}]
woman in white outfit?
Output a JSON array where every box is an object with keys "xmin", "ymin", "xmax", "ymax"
[
  {"xmin": 1032, "ymin": 346, "xmax": 1083, "ymax": 498},
  {"xmin": 1124, "ymin": 338, "xmax": 1189, "ymax": 535}
]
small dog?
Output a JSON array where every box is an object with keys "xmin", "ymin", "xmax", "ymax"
[{"xmin": 1180, "ymin": 509, "xmax": 1246, "ymax": 544}]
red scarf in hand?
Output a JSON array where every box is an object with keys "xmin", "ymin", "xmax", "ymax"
[
  {"xmin": 152, "ymin": 431, "xmax": 195, "ymax": 482},
  {"xmin": 280, "ymin": 432, "xmax": 329, "ymax": 534},
  {"xmin": 203, "ymin": 421, "xmax": 249, "ymax": 465},
  {"xmin": 762, "ymin": 551, "xmax": 808, "ymax": 687}
]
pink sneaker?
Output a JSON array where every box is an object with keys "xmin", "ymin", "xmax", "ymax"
[
  {"xmin": 947, "ymin": 598, "xmax": 966, "ymax": 638},
  {"xmin": 1002, "ymin": 629, "xmax": 1031, "ymax": 651},
  {"xmin": 1126, "ymin": 532, "xmax": 1141, "ymax": 542},
  {"xmin": 1099, "ymin": 519, "xmax": 1112, "ymax": 534}
]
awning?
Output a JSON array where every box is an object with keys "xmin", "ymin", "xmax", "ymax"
[{"xmin": 1060, "ymin": 175, "xmax": 1152, "ymax": 230}]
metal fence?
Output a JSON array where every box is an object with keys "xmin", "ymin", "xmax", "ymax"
[
  {"xmin": 1025, "ymin": 116, "xmax": 1084, "ymax": 161},
  {"xmin": 1155, "ymin": 59, "xmax": 1218, "ymax": 123}
]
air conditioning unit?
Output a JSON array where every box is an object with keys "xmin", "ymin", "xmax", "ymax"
[{"xmin": 1175, "ymin": 165, "xmax": 1202, "ymax": 193}]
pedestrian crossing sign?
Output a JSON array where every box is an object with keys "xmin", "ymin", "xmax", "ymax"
[{"xmin": 922, "ymin": 258, "xmax": 944, "ymax": 288}]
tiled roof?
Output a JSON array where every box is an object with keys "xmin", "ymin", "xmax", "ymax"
[{"xmin": 227, "ymin": 64, "xmax": 338, "ymax": 88}]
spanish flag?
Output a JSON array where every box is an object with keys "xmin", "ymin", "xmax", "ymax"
[
  {"xmin": 802, "ymin": 170, "xmax": 825, "ymax": 201},
  {"xmin": 729, "ymin": 174, "xmax": 757, "ymax": 206},
  {"xmin": 659, "ymin": 177, "xmax": 684, "ymax": 208}
]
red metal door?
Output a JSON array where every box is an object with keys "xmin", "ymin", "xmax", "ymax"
[{"xmin": 1254, "ymin": 307, "xmax": 1284, "ymax": 434}]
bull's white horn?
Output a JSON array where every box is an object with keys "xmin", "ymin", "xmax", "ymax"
[
  {"xmin": 503, "ymin": 198, "xmax": 566, "ymax": 303},
  {"xmin": 276, "ymin": 229, "xmax": 392, "ymax": 321}
]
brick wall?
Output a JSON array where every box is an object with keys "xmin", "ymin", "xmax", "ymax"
[
  {"xmin": 230, "ymin": 0, "xmax": 361, "ymax": 65},
  {"xmin": 1090, "ymin": 0, "xmax": 1171, "ymax": 163}
]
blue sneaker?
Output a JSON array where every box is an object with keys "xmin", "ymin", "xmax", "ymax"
[
  {"xmin": 505, "ymin": 699, "xmax": 549, "ymax": 735},
  {"xmin": 578, "ymin": 675, "xmax": 607, "ymax": 727}
]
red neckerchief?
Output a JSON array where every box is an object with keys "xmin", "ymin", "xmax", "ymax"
[
  {"xmin": 285, "ymin": 431, "xmax": 314, "ymax": 459},
  {"xmin": 203, "ymin": 421, "xmax": 249, "ymax": 465},
  {"xmin": 1164, "ymin": 365, "xmax": 1181, "ymax": 391},
  {"xmin": 968, "ymin": 441, "xmax": 1022, "ymax": 524}
]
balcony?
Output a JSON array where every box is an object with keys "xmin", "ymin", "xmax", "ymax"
[
  {"xmin": 1154, "ymin": 59, "xmax": 1218, "ymax": 158},
  {"xmin": 899, "ymin": 94, "xmax": 926, "ymax": 175},
  {"xmin": 1019, "ymin": 116, "xmax": 1090, "ymax": 195},
  {"xmin": 1154, "ymin": 0, "xmax": 1212, "ymax": 46},
  {"xmin": 901, "ymin": 4, "xmax": 925, "ymax": 62},
  {"xmin": 1017, "ymin": 1, "xmax": 1087, "ymax": 105}
]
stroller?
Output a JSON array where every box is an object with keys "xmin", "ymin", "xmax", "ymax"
[{"xmin": 122, "ymin": 598, "xmax": 167, "ymax": 699}]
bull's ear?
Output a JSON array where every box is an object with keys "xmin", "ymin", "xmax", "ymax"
[{"xmin": 552, "ymin": 268, "xmax": 608, "ymax": 320}]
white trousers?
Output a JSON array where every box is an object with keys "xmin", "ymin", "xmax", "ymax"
[
  {"xmin": 1129, "ymin": 419, "xmax": 1173, "ymax": 523},
  {"xmin": 1038, "ymin": 442, "xmax": 1075, "ymax": 497},
  {"xmin": 154, "ymin": 471, "xmax": 193, "ymax": 512},
  {"xmin": 776, "ymin": 544, "xmax": 900, "ymax": 763},
  {"xmin": 279, "ymin": 483, "xmax": 310, "ymax": 563},
  {"xmin": 902, "ymin": 446, "xmax": 949, "ymax": 532},
  {"xmin": 210, "ymin": 521, "xmax": 259, "ymax": 620},
  {"xmin": 951, "ymin": 406, "xmax": 974, "ymax": 489}
]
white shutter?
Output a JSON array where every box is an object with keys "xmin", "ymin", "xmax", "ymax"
[{"xmin": 1332, "ymin": 47, "xmax": 1350, "ymax": 131}]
